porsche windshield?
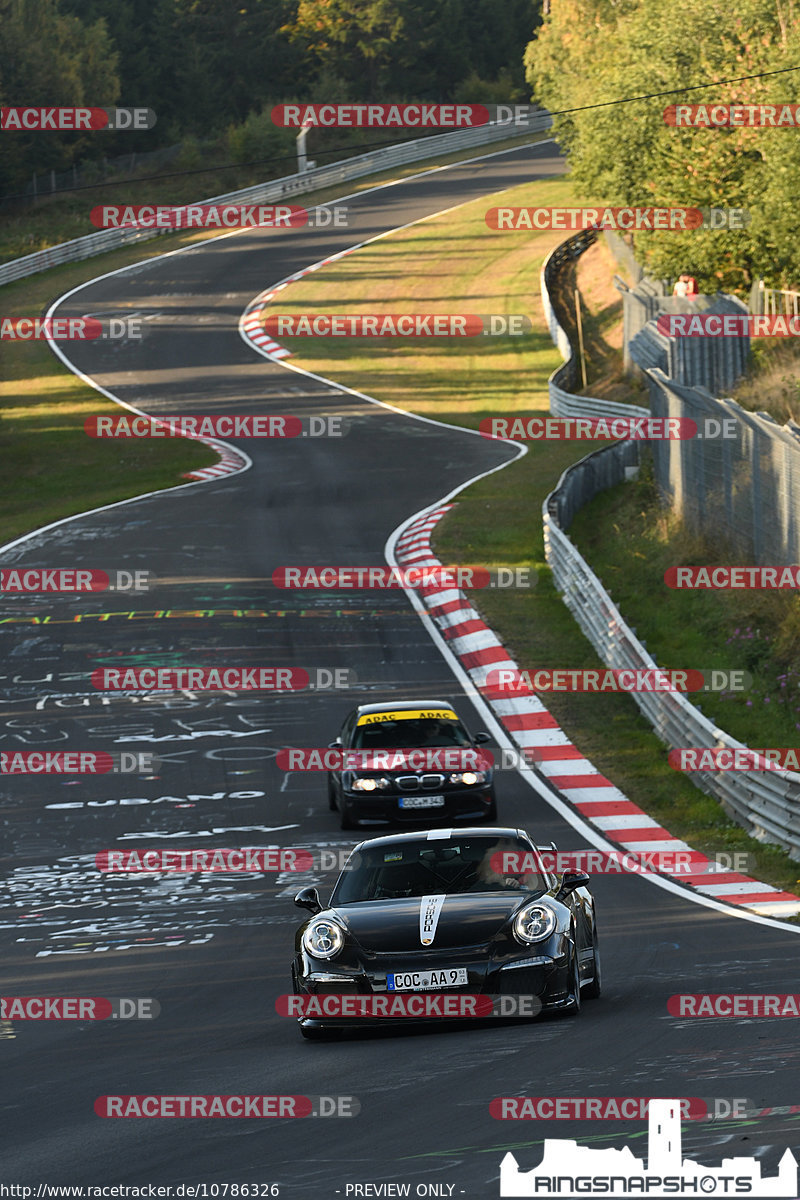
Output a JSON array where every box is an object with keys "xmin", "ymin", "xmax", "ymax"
[
  {"xmin": 350, "ymin": 716, "xmax": 472, "ymax": 750},
  {"xmin": 331, "ymin": 837, "xmax": 547, "ymax": 904}
]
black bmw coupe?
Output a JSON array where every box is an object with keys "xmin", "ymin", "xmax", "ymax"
[
  {"xmin": 290, "ymin": 827, "xmax": 600, "ymax": 1039},
  {"xmin": 327, "ymin": 699, "xmax": 497, "ymax": 829}
]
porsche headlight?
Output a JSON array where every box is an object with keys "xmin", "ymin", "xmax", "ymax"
[
  {"xmin": 302, "ymin": 919, "xmax": 345, "ymax": 959},
  {"xmin": 448, "ymin": 770, "xmax": 486, "ymax": 785},
  {"xmin": 513, "ymin": 903, "xmax": 557, "ymax": 944},
  {"xmin": 351, "ymin": 776, "xmax": 391, "ymax": 792}
]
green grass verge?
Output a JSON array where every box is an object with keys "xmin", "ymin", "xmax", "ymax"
[{"xmin": 267, "ymin": 173, "xmax": 800, "ymax": 903}]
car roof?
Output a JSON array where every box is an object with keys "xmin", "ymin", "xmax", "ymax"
[
  {"xmin": 352, "ymin": 700, "xmax": 457, "ymax": 717},
  {"xmin": 351, "ymin": 827, "xmax": 531, "ymax": 852}
]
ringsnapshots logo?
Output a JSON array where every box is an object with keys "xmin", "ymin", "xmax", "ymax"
[
  {"xmin": 1, "ymin": 107, "xmax": 156, "ymax": 131},
  {"xmin": 271, "ymin": 565, "xmax": 535, "ymax": 589},
  {"xmin": 0, "ymin": 567, "xmax": 151, "ymax": 592},
  {"xmin": 1, "ymin": 996, "xmax": 159, "ymax": 1019},
  {"xmin": 262, "ymin": 314, "xmax": 530, "ymax": 338},
  {"xmin": 1, "ymin": 317, "xmax": 143, "ymax": 341},
  {"xmin": 90, "ymin": 666, "xmax": 354, "ymax": 692},
  {"xmin": 84, "ymin": 414, "xmax": 345, "ymax": 439},
  {"xmin": 485, "ymin": 207, "xmax": 748, "ymax": 232},
  {"xmin": 90, "ymin": 204, "xmax": 348, "ymax": 230},
  {"xmin": 664, "ymin": 103, "xmax": 800, "ymax": 128},
  {"xmin": 498, "ymin": 1098, "xmax": 797, "ymax": 1197}
]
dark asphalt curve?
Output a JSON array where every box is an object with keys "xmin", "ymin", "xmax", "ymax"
[{"xmin": 2, "ymin": 141, "xmax": 799, "ymax": 1197}]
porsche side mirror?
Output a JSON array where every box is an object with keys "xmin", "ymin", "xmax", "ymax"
[
  {"xmin": 328, "ymin": 738, "xmax": 342, "ymax": 749},
  {"xmin": 557, "ymin": 870, "xmax": 590, "ymax": 896},
  {"xmin": 474, "ymin": 732, "xmax": 491, "ymax": 744},
  {"xmin": 294, "ymin": 886, "xmax": 323, "ymax": 914}
]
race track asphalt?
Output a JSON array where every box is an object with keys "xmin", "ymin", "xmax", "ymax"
[{"xmin": 2, "ymin": 140, "xmax": 799, "ymax": 1196}]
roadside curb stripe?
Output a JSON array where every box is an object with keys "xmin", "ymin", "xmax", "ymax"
[{"xmin": 394, "ymin": 507, "xmax": 800, "ymax": 916}]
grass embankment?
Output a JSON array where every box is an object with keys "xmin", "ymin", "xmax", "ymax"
[
  {"xmin": 267, "ymin": 189, "xmax": 800, "ymax": 899},
  {"xmin": 1, "ymin": 130, "xmax": 550, "ymax": 546}
]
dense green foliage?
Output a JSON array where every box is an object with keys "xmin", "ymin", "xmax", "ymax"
[
  {"xmin": 525, "ymin": 0, "xmax": 800, "ymax": 289},
  {"xmin": 0, "ymin": 0, "xmax": 540, "ymax": 194}
]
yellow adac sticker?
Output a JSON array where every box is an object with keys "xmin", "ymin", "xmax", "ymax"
[{"xmin": 356, "ymin": 708, "xmax": 458, "ymax": 725}]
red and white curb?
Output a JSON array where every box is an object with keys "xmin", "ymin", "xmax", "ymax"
[
  {"xmin": 395, "ymin": 507, "xmax": 800, "ymax": 919},
  {"xmin": 240, "ymin": 248, "xmax": 359, "ymax": 361},
  {"xmin": 182, "ymin": 436, "xmax": 249, "ymax": 481}
]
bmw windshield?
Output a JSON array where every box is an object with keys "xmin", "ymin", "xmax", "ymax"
[{"xmin": 350, "ymin": 716, "xmax": 472, "ymax": 750}]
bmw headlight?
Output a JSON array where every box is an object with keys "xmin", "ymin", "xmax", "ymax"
[
  {"xmin": 350, "ymin": 776, "xmax": 391, "ymax": 792},
  {"xmin": 513, "ymin": 903, "xmax": 557, "ymax": 944},
  {"xmin": 302, "ymin": 919, "xmax": 345, "ymax": 959},
  {"xmin": 448, "ymin": 770, "xmax": 486, "ymax": 785}
]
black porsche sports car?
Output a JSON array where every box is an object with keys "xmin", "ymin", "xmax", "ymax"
[
  {"xmin": 290, "ymin": 827, "xmax": 600, "ymax": 1038},
  {"xmin": 327, "ymin": 699, "xmax": 497, "ymax": 829}
]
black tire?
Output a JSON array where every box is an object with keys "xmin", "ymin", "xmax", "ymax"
[
  {"xmin": 339, "ymin": 802, "xmax": 357, "ymax": 831},
  {"xmin": 584, "ymin": 926, "xmax": 602, "ymax": 1000},
  {"xmin": 483, "ymin": 792, "xmax": 498, "ymax": 822},
  {"xmin": 327, "ymin": 778, "xmax": 337, "ymax": 811}
]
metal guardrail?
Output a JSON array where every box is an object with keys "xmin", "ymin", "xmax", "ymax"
[
  {"xmin": 540, "ymin": 230, "xmax": 651, "ymax": 424},
  {"xmin": 540, "ymin": 231, "xmax": 800, "ymax": 860},
  {"xmin": 0, "ymin": 112, "xmax": 552, "ymax": 287}
]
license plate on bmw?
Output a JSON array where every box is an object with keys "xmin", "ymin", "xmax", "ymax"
[
  {"xmin": 398, "ymin": 795, "xmax": 445, "ymax": 809},
  {"xmin": 387, "ymin": 968, "xmax": 468, "ymax": 991}
]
